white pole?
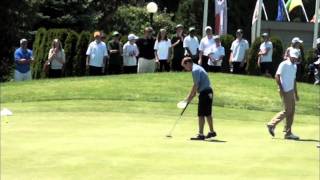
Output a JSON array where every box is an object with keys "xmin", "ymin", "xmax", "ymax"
[
  {"xmin": 301, "ymin": 2, "xmax": 309, "ymax": 22},
  {"xmin": 282, "ymin": 0, "xmax": 291, "ymax": 21},
  {"xmin": 262, "ymin": 3, "xmax": 268, "ymax": 20},
  {"xmin": 256, "ymin": 0, "xmax": 263, "ymax": 37},
  {"xmin": 314, "ymin": 0, "xmax": 319, "ymax": 48},
  {"xmin": 203, "ymin": 0, "xmax": 209, "ymax": 37}
]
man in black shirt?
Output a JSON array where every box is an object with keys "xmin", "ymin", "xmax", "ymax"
[
  {"xmin": 171, "ymin": 24, "xmax": 186, "ymax": 71},
  {"xmin": 108, "ymin": 31, "xmax": 123, "ymax": 74},
  {"xmin": 136, "ymin": 27, "xmax": 156, "ymax": 73}
]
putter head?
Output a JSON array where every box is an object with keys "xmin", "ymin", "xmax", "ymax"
[{"xmin": 166, "ymin": 135, "xmax": 172, "ymax": 138}]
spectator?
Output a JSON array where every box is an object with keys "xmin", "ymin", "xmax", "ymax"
[
  {"xmin": 154, "ymin": 29, "xmax": 171, "ymax": 72},
  {"xmin": 47, "ymin": 39, "xmax": 65, "ymax": 78},
  {"xmin": 123, "ymin": 34, "xmax": 139, "ymax": 74},
  {"xmin": 14, "ymin": 39, "xmax": 33, "ymax": 81},
  {"xmin": 208, "ymin": 35, "xmax": 225, "ymax": 72},
  {"xmin": 284, "ymin": 37, "xmax": 303, "ymax": 81},
  {"xmin": 108, "ymin": 31, "xmax": 123, "ymax": 75},
  {"xmin": 86, "ymin": 31, "xmax": 108, "ymax": 76},
  {"xmin": 314, "ymin": 59, "xmax": 320, "ymax": 85},
  {"xmin": 136, "ymin": 27, "xmax": 156, "ymax": 73},
  {"xmin": 258, "ymin": 33, "xmax": 273, "ymax": 77},
  {"xmin": 229, "ymin": 29, "xmax": 249, "ymax": 74},
  {"xmin": 183, "ymin": 27, "xmax": 199, "ymax": 64},
  {"xmin": 199, "ymin": 26, "xmax": 215, "ymax": 71},
  {"xmin": 314, "ymin": 38, "xmax": 320, "ymax": 61},
  {"xmin": 171, "ymin": 24, "xmax": 185, "ymax": 71},
  {"xmin": 266, "ymin": 48, "xmax": 300, "ymax": 140}
]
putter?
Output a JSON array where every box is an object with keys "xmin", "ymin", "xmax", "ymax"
[{"xmin": 166, "ymin": 101, "xmax": 190, "ymax": 138}]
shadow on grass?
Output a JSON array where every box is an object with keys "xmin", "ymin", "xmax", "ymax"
[
  {"xmin": 205, "ymin": 139, "xmax": 227, "ymax": 143},
  {"xmin": 273, "ymin": 137, "xmax": 320, "ymax": 143}
]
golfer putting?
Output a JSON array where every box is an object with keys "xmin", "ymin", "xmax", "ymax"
[{"xmin": 181, "ymin": 57, "xmax": 217, "ymax": 140}]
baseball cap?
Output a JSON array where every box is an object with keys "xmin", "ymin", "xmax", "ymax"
[
  {"xmin": 236, "ymin": 29, "xmax": 243, "ymax": 34},
  {"xmin": 289, "ymin": 48, "xmax": 300, "ymax": 59},
  {"xmin": 213, "ymin": 35, "xmax": 220, "ymax": 39},
  {"xmin": 314, "ymin": 59, "xmax": 320, "ymax": 65},
  {"xmin": 176, "ymin": 24, "xmax": 184, "ymax": 29},
  {"xmin": 112, "ymin": 31, "xmax": 120, "ymax": 36},
  {"xmin": 94, "ymin": 31, "xmax": 101, "ymax": 37},
  {"xmin": 291, "ymin": 37, "xmax": 303, "ymax": 44},
  {"xmin": 262, "ymin": 32, "xmax": 269, "ymax": 37},
  {"xmin": 316, "ymin": 38, "xmax": 320, "ymax": 45},
  {"xmin": 189, "ymin": 27, "xmax": 196, "ymax": 32},
  {"xmin": 128, "ymin": 34, "xmax": 139, "ymax": 41},
  {"xmin": 20, "ymin": 38, "xmax": 28, "ymax": 44},
  {"xmin": 205, "ymin": 26, "xmax": 212, "ymax": 31}
]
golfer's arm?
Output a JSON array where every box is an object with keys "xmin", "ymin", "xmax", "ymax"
[
  {"xmin": 275, "ymin": 74, "xmax": 282, "ymax": 91},
  {"xmin": 294, "ymin": 80, "xmax": 298, "ymax": 96},
  {"xmin": 86, "ymin": 56, "xmax": 90, "ymax": 66},
  {"xmin": 187, "ymin": 84, "xmax": 197, "ymax": 103}
]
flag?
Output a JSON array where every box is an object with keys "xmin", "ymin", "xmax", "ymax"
[
  {"xmin": 286, "ymin": 0, "xmax": 304, "ymax": 12},
  {"xmin": 276, "ymin": 0, "xmax": 285, "ymax": 21},
  {"xmin": 252, "ymin": 0, "xmax": 260, "ymax": 25},
  {"xmin": 214, "ymin": 0, "xmax": 227, "ymax": 35}
]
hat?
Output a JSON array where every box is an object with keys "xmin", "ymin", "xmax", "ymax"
[
  {"xmin": 316, "ymin": 38, "xmax": 320, "ymax": 45},
  {"xmin": 144, "ymin": 27, "xmax": 153, "ymax": 32},
  {"xmin": 189, "ymin": 27, "xmax": 196, "ymax": 32},
  {"xmin": 112, "ymin": 31, "xmax": 120, "ymax": 36},
  {"xmin": 213, "ymin": 35, "xmax": 220, "ymax": 40},
  {"xmin": 314, "ymin": 59, "xmax": 320, "ymax": 65},
  {"xmin": 289, "ymin": 48, "xmax": 300, "ymax": 59},
  {"xmin": 176, "ymin": 24, "xmax": 184, "ymax": 29},
  {"xmin": 94, "ymin": 31, "xmax": 101, "ymax": 37},
  {"xmin": 236, "ymin": 29, "xmax": 243, "ymax": 33},
  {"xmin": 262, "ymin": 32, "xmax": 269, "ymax": 37},
  {"xmin": 205, "ymin": 26, "xmax": 212, "ymax": 31},
  {"xmin": 128, "ymin": 34, "xmax": 139, "ymax": 41},
  {"xmin": 291, "ymin": 37, "xmax": 303, "ymax": 44},
  {"xmin": 20, "ymin": 38, "xmax": 27, "ymax": 44}
]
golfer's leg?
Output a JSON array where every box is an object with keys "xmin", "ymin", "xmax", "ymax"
[
  {"xmin": 206, "ymin": 116, "xmax": 214, "ymax": 132},
  {"xmin": 268, "ymin": 94, "xmax": 287, "ymax": 127},
  {"xmin": 198, "ymin": 116, "xmax": 205, "ymax": 135},
  {"xmin": 284, "ymin": 91, "xmax": 295, "ymax": 135}
]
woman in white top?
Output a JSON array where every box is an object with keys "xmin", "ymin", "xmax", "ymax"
[
  {"xmin": 48, "ymin": 39, "xmax": 65, "ymax": 78},
  {"xmin": 154, "ymin": 29, "xmax": 171, "ymax": 72},
  {"xmin": 208, "ymin": 36, "xmax": 225, "ymax": 72},
  {"xmin": 123, "ymin": 34, "xmax": 139, "ymax": 74}
]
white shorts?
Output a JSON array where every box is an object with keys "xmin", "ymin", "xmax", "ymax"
[
  {"xmin": 14, "ymin": 70, "xmax": 32, "ymax": 81},
  {"xmin": 137, "ymin": 58, "xmax": 156, "ymax": 73}
]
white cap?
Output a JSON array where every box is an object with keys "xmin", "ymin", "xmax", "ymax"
[
  {"xmin": 213, "ymin": 35, "xmax": 220, "ymax": 39},
  {"xmin": 128, "ymin": 34, "xmax": 138, "ymax": 41},
  {"xmin": 314, "ymin": 59, "xmax": 320, "ymax": 65},
  {"xmin": 20, "ymin": 38, "xmax": 27, "ymax": 44},
  {"xmin": 289, "ymin": 48, "xmax": 300, "ymax": 59},
  {"xmin": 291, "ymin": 37, "xmax": 303, "ymax": 44},
  {"xmin": 316, "ymin": 38, "xmax": 320, "ymax": 45},
  {"xmin": 205, "ymin": 26, "xmax": 212, "ymax": 31}
]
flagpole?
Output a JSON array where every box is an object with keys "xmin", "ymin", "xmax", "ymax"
[
  {"xmin": 314, "ymin": 0, "xmax": 319, "ymax": 48},
  {"xmin": 256, "ymin": 0, "xmax": 263, "ymax": 37},
  {"xmin": 282, "ymin": 0, "xmax": 291, "ymax": 21},
  {"xmin": 301, "ymin": 2, "xmax": 309, "ymax": 22},
  {"xmin": 262, "ymin": 3, "xmax": 268, "ymax": 20},
  {"xmin": 203, "ymin": 0, "xmax": 209, "ymax": 37}
]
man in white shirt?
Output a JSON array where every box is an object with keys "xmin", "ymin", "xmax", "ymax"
[
  {"xmin": 183, "ymin": 27, "xmax": 199, "ymax": 64},
  {"xmin": 258, "ymin": 33, "xmax": 273, "ymax": 77},
  {"xmin": 198, "ymin": 26, "xmax": 216, "ymax": 71},
  {"xmin": 123, "ymin": 34, "xmax": 139, "ymax": 73},
  {"xmin": 208, "ymin": 35, "xmax": 225, "ymax": 72},
  {"xmin": 86, "ymin": 31, "xmax": 108, "ymax": 76},
  {"xmin": 229, "ymin": 29, "xmax": 249, "ymax": 74},
  {"xmin": 267, "ymin": 49, "xmax": 300, "ymax": 140}
]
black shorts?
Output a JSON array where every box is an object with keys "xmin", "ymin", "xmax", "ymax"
[
  {"xmin": 260, "ymin": 62, "xmax": 273, "ymax": 74},
  {"xmin": 198, "ymin": 88, "xmax": 213, "ymax": 116}
]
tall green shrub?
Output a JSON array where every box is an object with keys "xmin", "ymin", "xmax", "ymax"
[
  {"xmin": 63, "ymin": 31, "xmax": 79, "ymax": 76},
  {"xmin": 32, "ymin": 28, "xmax": 48, "ymax": 79},
  {"xmin": 246, "ymin": 36, "xmax": 283, "ymax": 76},
  {"xmin": 220, "ymin": 34, "xmax": 235, "ymax": 72},
  {"xmin": 73, "ymin": 31, "xmax": 91, "ymax": 76}
]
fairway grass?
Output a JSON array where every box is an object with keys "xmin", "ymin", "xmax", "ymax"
[{"xmin": 1, "ymin": 73, "xmax": 319, "ymax": 179}]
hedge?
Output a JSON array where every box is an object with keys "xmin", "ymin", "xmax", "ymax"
[
  {"xmin": 220, "ymin": 34, "xmax": 235, "ymax": 72},
  {"xmin": 64, "ymin": 31, "xmax": 79, "ymax": 76},
  {"xmin": 73, "ymin": 31, "xmax": 91, "ymax": 76}
]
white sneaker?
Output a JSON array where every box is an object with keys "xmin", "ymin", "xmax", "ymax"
[{"xmin": 284, "ymin": 133, "xmax": 300, "ymax": 140}]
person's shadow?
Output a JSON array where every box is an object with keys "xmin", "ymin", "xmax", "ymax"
[
  {"xmin": 205, "ymin": 139, "xmax": 227, "ymax": 143},
  {"xmin": 294, "ymin": 139, "xmax": 320, "ymax": 143}
]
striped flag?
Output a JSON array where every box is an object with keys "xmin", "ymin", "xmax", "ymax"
[{"xmin": 215, "ymin": 0, "xmax": 227, "ymax": 35}]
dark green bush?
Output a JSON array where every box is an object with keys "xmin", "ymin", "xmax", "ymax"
[
  {"xmin": 73, "ymin": 31, "xmax": 91, "ymax": 76},
  {"xmin": 32, "ymin": 28, "xmax": 48, "ymax": 79},
  {"xmin": 64, "ymin": 31, "xmax": 79, "ymax": 76},
  {"xmin": 220, "ymin": 34, "xmax": 235, "ymax": 72}
]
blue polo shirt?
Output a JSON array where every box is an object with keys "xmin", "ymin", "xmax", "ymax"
[
  {"xmin": 192, "ymin": 63, "xmax": 211, "ymax": 93},
  {"xmin": 14, "ymin": 47, "xmax": 33, "ymax": 73}
]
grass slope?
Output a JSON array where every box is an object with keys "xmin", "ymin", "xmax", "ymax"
[{"xmin": 1, "ymin": 73, "xmax": 319, "ymax": 180}]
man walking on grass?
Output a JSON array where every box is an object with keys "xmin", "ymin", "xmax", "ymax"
[
  {"xmin": 181, "ymin": 57, "xmax": 216, "ymax": 140},
  {"xmin": 267, "ymin": 49, "xmax": 300, "ymax": 140}
]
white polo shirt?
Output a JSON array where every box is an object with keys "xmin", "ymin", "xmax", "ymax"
[
  {"xmin": 208, "ymin": 46, "xmax": 225, "ymax": 66},
  {"xmin": 260, "ymin": 41, "xmax": 273, "ymax": 63},
  {"xmin": 183, "ymin": 35, "xmax": 199, "ymax": 56},
  {"xmin": 199, "ymin": 36, "xmax": 216, "ymax": 56},
  {"xmin": 154, "ymin": 39, "xmax": 171, "ymax": 60},
  {"xmin": 230, "ymin": 38, "xmax": 249, "ymax": 62},
  {"xmin": 276, "ymin": 59, "xmax": 297, "ymax": 92},
  {"xmin": 86, "ymin": 41, "xmax": 108, "ymax": 67},
  {"xmin": 123, "ymin": 41, "xmax": 139, "ymax": 66}
]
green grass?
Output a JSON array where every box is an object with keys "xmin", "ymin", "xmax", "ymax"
[{"xmin": 1, "ymin": 73, "xmax": 319, "ymax": 180}]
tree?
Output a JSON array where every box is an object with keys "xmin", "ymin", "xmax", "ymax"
[{"xmin": 73, "ymin": 31, "xmax": 91, "ymax": 76}]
